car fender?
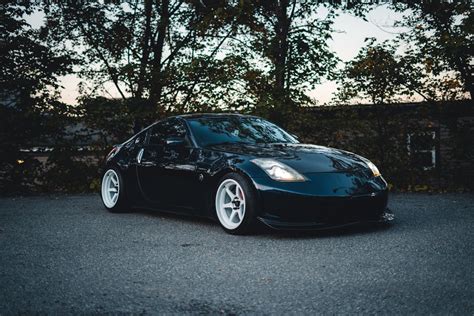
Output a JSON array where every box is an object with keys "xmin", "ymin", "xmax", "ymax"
[{"xmin": 202, "ymin": 156, "xmax": 266, "ymax": 219}]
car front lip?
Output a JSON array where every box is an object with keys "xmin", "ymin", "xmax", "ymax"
[{"xmin": 257, "ymin": 209, "xmax": 395, "ymax": 231}]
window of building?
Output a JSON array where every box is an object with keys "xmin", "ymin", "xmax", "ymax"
[{"xmin": 407, "ymin": 131, "xmax": 437, "ymax": 170}]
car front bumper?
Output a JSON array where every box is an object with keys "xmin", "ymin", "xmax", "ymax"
[{"xmin": 252, "ymin": 175, "xmax": 392, "ymax": 230}]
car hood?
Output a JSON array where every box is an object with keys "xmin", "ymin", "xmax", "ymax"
[{"xmin": 209, "ymin": 143, "xmax": 371, "ymax": 174}]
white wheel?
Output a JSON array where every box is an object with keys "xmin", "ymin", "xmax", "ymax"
[
  {"xmin": 215, "ymin": 179, "xmax": 246, "ymax": 230},
  {"xmin": 101, "ymin": 169, "xmax": 120, "ymax": 208}
]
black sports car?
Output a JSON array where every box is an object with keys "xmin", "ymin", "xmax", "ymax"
[{"xmin": 100, "ymin": 113, "xmax": 394, "ymax": 234}]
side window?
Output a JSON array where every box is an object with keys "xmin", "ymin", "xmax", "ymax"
[
  {"xmin": 137, "ymin": 133, "xmax": 145, "ymax": 144},
  {"xmin": 148, "ymin": 122, "xmax": 166, "ymax": 145},
  {"xmin": 133, "ymin": 133, "xmax": 146, "ymax": 146},
  {"xmin": 123, "ymin": 131, "xmax": 146, "ymax": 149},
  {"xmin": 148, "ymin": 119, "xmax": 188, "ymax": 145}
]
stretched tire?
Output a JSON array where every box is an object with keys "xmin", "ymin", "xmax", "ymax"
[
  {"xmin": 215, "ymin": 173, "xmax": 259, "ymax": 235},
  {"xmin": 100, "ymin": 166, "xmax": 130, "ymax": 213}
]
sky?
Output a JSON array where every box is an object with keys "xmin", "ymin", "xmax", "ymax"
[
  {"xmin": 26, "ymin": 4, "xmax": 407, "ymax": 106},
  {"xmin": 310, "ymin": 5, "xmax": 407, "ymax": 104}
]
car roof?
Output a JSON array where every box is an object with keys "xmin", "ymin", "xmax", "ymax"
[
  {"xmin": 130, "ymin": 113, "xmax": 263, "ymax": 140},
  {"xmin": 175, "ymin": 113, "xmax": 260, "ymax": 120}
]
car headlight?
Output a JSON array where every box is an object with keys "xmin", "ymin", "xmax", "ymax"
[
  {"xmin": 251, "ymin": 158, "xmax": 307, "ymax": 182},
  {"xmin": 366, "ymin": 161, "xmax": 381, "ymax": 177}
]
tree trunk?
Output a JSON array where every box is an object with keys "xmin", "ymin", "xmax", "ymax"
[
  {"xmin": 274, "ymin": 0, "xmax": 290, "ymax": 94},
  {"xmin": 135, "ymin": 0, "xmax": 153, "ymax": 99},
  {"xmin": 454, "ymin": 55, "xmax": 473, "ymax": 100},
  {"xmin": 269, "ymin": 0, "xmax": 292, "ymax": 125},
  {"xmin": 149, "ymin": 0, "xmax": 170, "ymax": 106}
]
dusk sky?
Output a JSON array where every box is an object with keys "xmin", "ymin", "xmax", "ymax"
[{"xmin": 27, "ymin": 4, "xmax": 407, "ymax": 106}]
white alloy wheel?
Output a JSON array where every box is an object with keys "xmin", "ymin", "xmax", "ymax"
[
  {"xmin": 101, "ymin": 169, "xmax": 120, "ymax": 208},
  {"xmin": 215, "ymin": 179, "xmax": 246, "ymax": 230}
]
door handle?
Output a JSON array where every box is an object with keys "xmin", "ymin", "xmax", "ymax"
[{"xmin": 137, "ymin": 148, "xmax": 144, "ymax": 164}]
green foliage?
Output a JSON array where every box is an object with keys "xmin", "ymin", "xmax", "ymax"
[
  {"xmin": 78, "ymin": 97, "xmax": 135, "ymax": 144},
  {"xmin": 336, "ymin": 2, "xmax": 472, "ymax": 104},
  {"xmin": 40, "ymin": 1, "xmax": 368, "ymax": 125},
  {"xmin": 1, "ymin": 3, "xmax": 73, "ymax": 100},
  {"xmin": 392, "ymin": 2, "xmax": 473, "ymax": 99},
  {"xmin": 0, "ymin": 2, "xmax": 74, "ymax": 194},
  {"xmin": 42, "ymin": 0, "xmax": 242, "ymax": 120},
  {"xmin": 335, "ymin": 39, "xmax": 407, "ymax": 105},
  {"xmin": 225, "ymin": 1, "xmax": 344, "ymax": 124},
  {"xmin": 40, "ymin": 147, "xmax": 100, "ymax": 193}
]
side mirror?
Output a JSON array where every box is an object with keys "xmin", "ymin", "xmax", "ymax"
[{"xmin": 165, "ymin": 136, "xmax": 186, "ymax": 146}]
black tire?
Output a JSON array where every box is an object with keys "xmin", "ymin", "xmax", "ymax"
[
  {"xmin": 214, "ymin": 172, "xmax": 259, "ymax": 235},
  {"xmin": 100, "ymin": 166, "xmax": 130, "ymax": 213}
]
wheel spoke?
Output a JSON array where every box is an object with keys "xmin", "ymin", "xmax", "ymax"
[
  {"xmin": 112, "ymin": 193, "xmax": 118, "ymax": 203},
  {"xmin": 225, "ymin": 186, "xmax": 235, "ymax": 199},
  {"xmin": 236, "ymin": 187, "xmax": 243, "ymax": 199},
  {"xmin": 109, "ymin": 188, "xmax": 117, "ymax": 193},
  {"xmin": 111, "ymin": 176, "xmax": 118, "ymax": 187},
  {"xmin": 229, "ymin": 210, "xmax": 237, "ymax": 222},
  {"xmin": 237, "ymin": 208, "xmax": 243, "ymax": 220}
]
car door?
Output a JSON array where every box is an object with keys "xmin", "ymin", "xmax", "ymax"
[
  {"xmin": 135, "ymin": 122, "xmax": 165, "ymax": 205},
  {"xmin": 136, "ymin": 118, "xmax": 200, "ymax": 211}
]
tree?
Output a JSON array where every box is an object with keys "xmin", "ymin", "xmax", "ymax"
[
  {"xmin": 201, "ymin": 1, "xmax": 368, "ymax": 125},
  {"xmin": 335, "ymin": 39, "xmax": 406, "ymax": 105},
  {"xmin": 333, "ymin": 38, "xmax": 459, "ymax": 105},
  {"xmin": 43, "ymin": 1, "xmax": 243, "ymax": 131},
  {"xmin": 393, "ymin": 2, "xmax": 473, "ymax": 99},
  {"xmin": 41, "ymin": 1, "xmax": 371, "ymax": 126},
  {"xmin": 0, "ymin": 2, "xmax": 73, "ymax": 193},
  {"xmin": 233, "ymin": 1, "xmax": 340, "ymax": 123},
  {"xmin": 334, "ymin": 40, "xmax": 410, "ymax": 168},
  {"xmin": 1, "ymin": 3, "xmax": 72, "ymax": 107}
]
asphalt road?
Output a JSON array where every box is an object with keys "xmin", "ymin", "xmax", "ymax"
[{"xmin": 0, "ymin": 193, "xmax": 473, "ymax": 314}]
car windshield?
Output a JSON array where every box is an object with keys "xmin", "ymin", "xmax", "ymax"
[{"xmin": 187, "ymin": 116, "xmax": 298, "ymax": 147}]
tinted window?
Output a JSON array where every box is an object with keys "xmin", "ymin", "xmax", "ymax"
[
  {"xmin": 187, "ymin": 116, "xmax": 297, "ymax": 147},
  {"xmin": 123, "ymin": 130, "xmax": 146, "ymax": 149},
  {"xmin": 148, "ymin": 119, "xmax": 188, "ymax": 145}
]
